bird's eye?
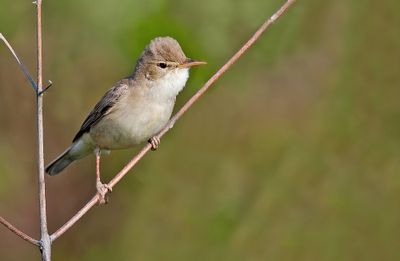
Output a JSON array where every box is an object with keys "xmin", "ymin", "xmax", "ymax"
[{"xmin": 157, "ymin": 62, "xmax": 167, "ymax": 69}]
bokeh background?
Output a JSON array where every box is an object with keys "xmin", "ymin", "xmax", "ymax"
[{"xmin": 1, "ymin": 0, "xmax": 399, "ymax": 260}]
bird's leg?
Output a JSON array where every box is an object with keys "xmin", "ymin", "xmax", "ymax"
[
  {"xmin": 148, "ymin": 136, "xmax": 161, "ymax": 150},
  {"xmin": 95, "ymin": 147, "xmax": 112, "ymax": 205}
]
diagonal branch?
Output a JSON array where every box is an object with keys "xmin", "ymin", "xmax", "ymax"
[
  {"xmin": 50, "ymin": 0, "xmax": 297, "ymax": 242},
  {"xmin": 0, "ymin": 33, "xmax": 38, "ymax": 92},
  {"xmin": 0, "ymin": 216, "xmax": 39, "ymax": 246}
]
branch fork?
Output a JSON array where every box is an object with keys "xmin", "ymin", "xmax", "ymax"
[{"xmin": 0, "ymin": 0, "xmax": 297, "ymax": 259}]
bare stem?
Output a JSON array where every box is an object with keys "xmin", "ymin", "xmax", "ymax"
[
  {"xmin": 50, "ymin": 0, "xmax": 297, "ymax": 241},
  {"xmin": 0, "ymin": 216, "xmax": 39, "ymax": 246},
  {"xmin": 35, "ymin": 0, "xmax": 51, "ymax": 260},
  {"xmin": 0, "ymin": 33, "xmax": 38, "ymax": 92},
  {"xmin": 0, "ymin": 1, "xmax": 51, "ymax": 255},
  {"xmin": 50, "ymin": 196, "xmax": 99, "ymax": 242}
]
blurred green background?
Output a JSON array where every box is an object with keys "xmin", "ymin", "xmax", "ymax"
[{"xmin": 1, "ymin": 0, "xmax": 400, "ymax": 260}]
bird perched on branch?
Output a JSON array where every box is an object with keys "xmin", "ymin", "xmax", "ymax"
[{"xmin": 45, "ymin": 37, "xmax": 205, "ymax": 203}]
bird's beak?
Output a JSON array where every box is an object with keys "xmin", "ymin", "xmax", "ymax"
[{"xmin": 179, "ymin": 58, "xmax": 207, "ymax": 68}]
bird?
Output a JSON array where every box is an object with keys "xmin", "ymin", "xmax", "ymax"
[{"xmin": 45, "ymin": 36, "xmax": 205, "ymax": 203}]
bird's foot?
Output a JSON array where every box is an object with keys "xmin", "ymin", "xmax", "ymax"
[
  {"xmin": 96, "ymin": 181, "xmax": 112, "ymax": 205},
  {"xmin": 148, "ymin": 136, "xmax": 160, "ymax": 151}
]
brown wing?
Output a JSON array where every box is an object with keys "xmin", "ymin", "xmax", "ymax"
[{"xmin": 72, "ymin": 79, "xmax": 131, "ymax": 142}]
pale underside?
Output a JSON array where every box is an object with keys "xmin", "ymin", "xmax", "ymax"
[{"xmin": 69, "ymin": 68, "xmax": 189, "ymax": 159}]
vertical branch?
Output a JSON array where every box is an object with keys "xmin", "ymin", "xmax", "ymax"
[{"xmin": 35, "ymin": 0, "xmax": 51, "ymax": 260}]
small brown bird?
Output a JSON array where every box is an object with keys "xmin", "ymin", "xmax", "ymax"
[{"xmin": 45, "ymin": 37, "xmax": 205, "ymax": 202}]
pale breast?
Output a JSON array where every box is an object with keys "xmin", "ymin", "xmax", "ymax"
[
  {"xmin": 90, "ymin": 68, "xmax": 189, "ymax": 150},
  {"xmin": 90, "ymin": 99, "xmax": 174, "ymax": 149}
]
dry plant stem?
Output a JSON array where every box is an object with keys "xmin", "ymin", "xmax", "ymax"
[
  {"xmin": 0, "ymin": 1, "xmax": 49, "ymax": 253},
  {"xmin": 50, "ymin": 0, "xmax": 296, "ymax": 242},
  {"xmin": 35, "ymin": 0, "xmax": 51, "ymax": 260},
  {"xmin": 0, "ymin": 216, "xmax": 39, "ymax": 246},
  {"xmin": 0, "ymin": 33, "xmax": 38, "ymax": 92}
]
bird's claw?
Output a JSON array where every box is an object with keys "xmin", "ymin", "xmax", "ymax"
[
  {"xmin": 96, "ymin": 181, "xmax": 112, "ymax": 205},
  {"xmin": 148, "ymin": 136, "xmax": 160, "ymax": 151}
]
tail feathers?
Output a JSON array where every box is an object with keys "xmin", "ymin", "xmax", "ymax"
[{"xmin": 45, "ymin": 147, "xmax": 74, "ymax": 175}]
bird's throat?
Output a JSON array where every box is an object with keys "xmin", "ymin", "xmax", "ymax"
[{"xmin": 148, "ymin": 68, "xmax": 189, "ymax": 101}]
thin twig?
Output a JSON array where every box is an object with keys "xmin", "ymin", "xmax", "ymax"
[
  {"xmin": 50, "ymin": 196, "xmax": 99, "ymax": 241},
  {"xmin": 35, "ymin": 0, "xmax": 51, "ymax": 260},
  {"xmin": 0, "ymin": 216, "xmax": 39, "ymax": 246},
  {"xmin": 0, "ymin": 33, "xmax": 38, "ymax": 92},
  {"xmin": 38, "ymin": 80, "xmax": 53, "ymax": 96},
  {"xmin": 50, "ymin": 0, "xmax": 297, "ymax": 241}
]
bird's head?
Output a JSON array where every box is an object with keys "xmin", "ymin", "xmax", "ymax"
[{"xmin": 134, "ymin": 37, "xmax": 206, "ymax": 83}]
